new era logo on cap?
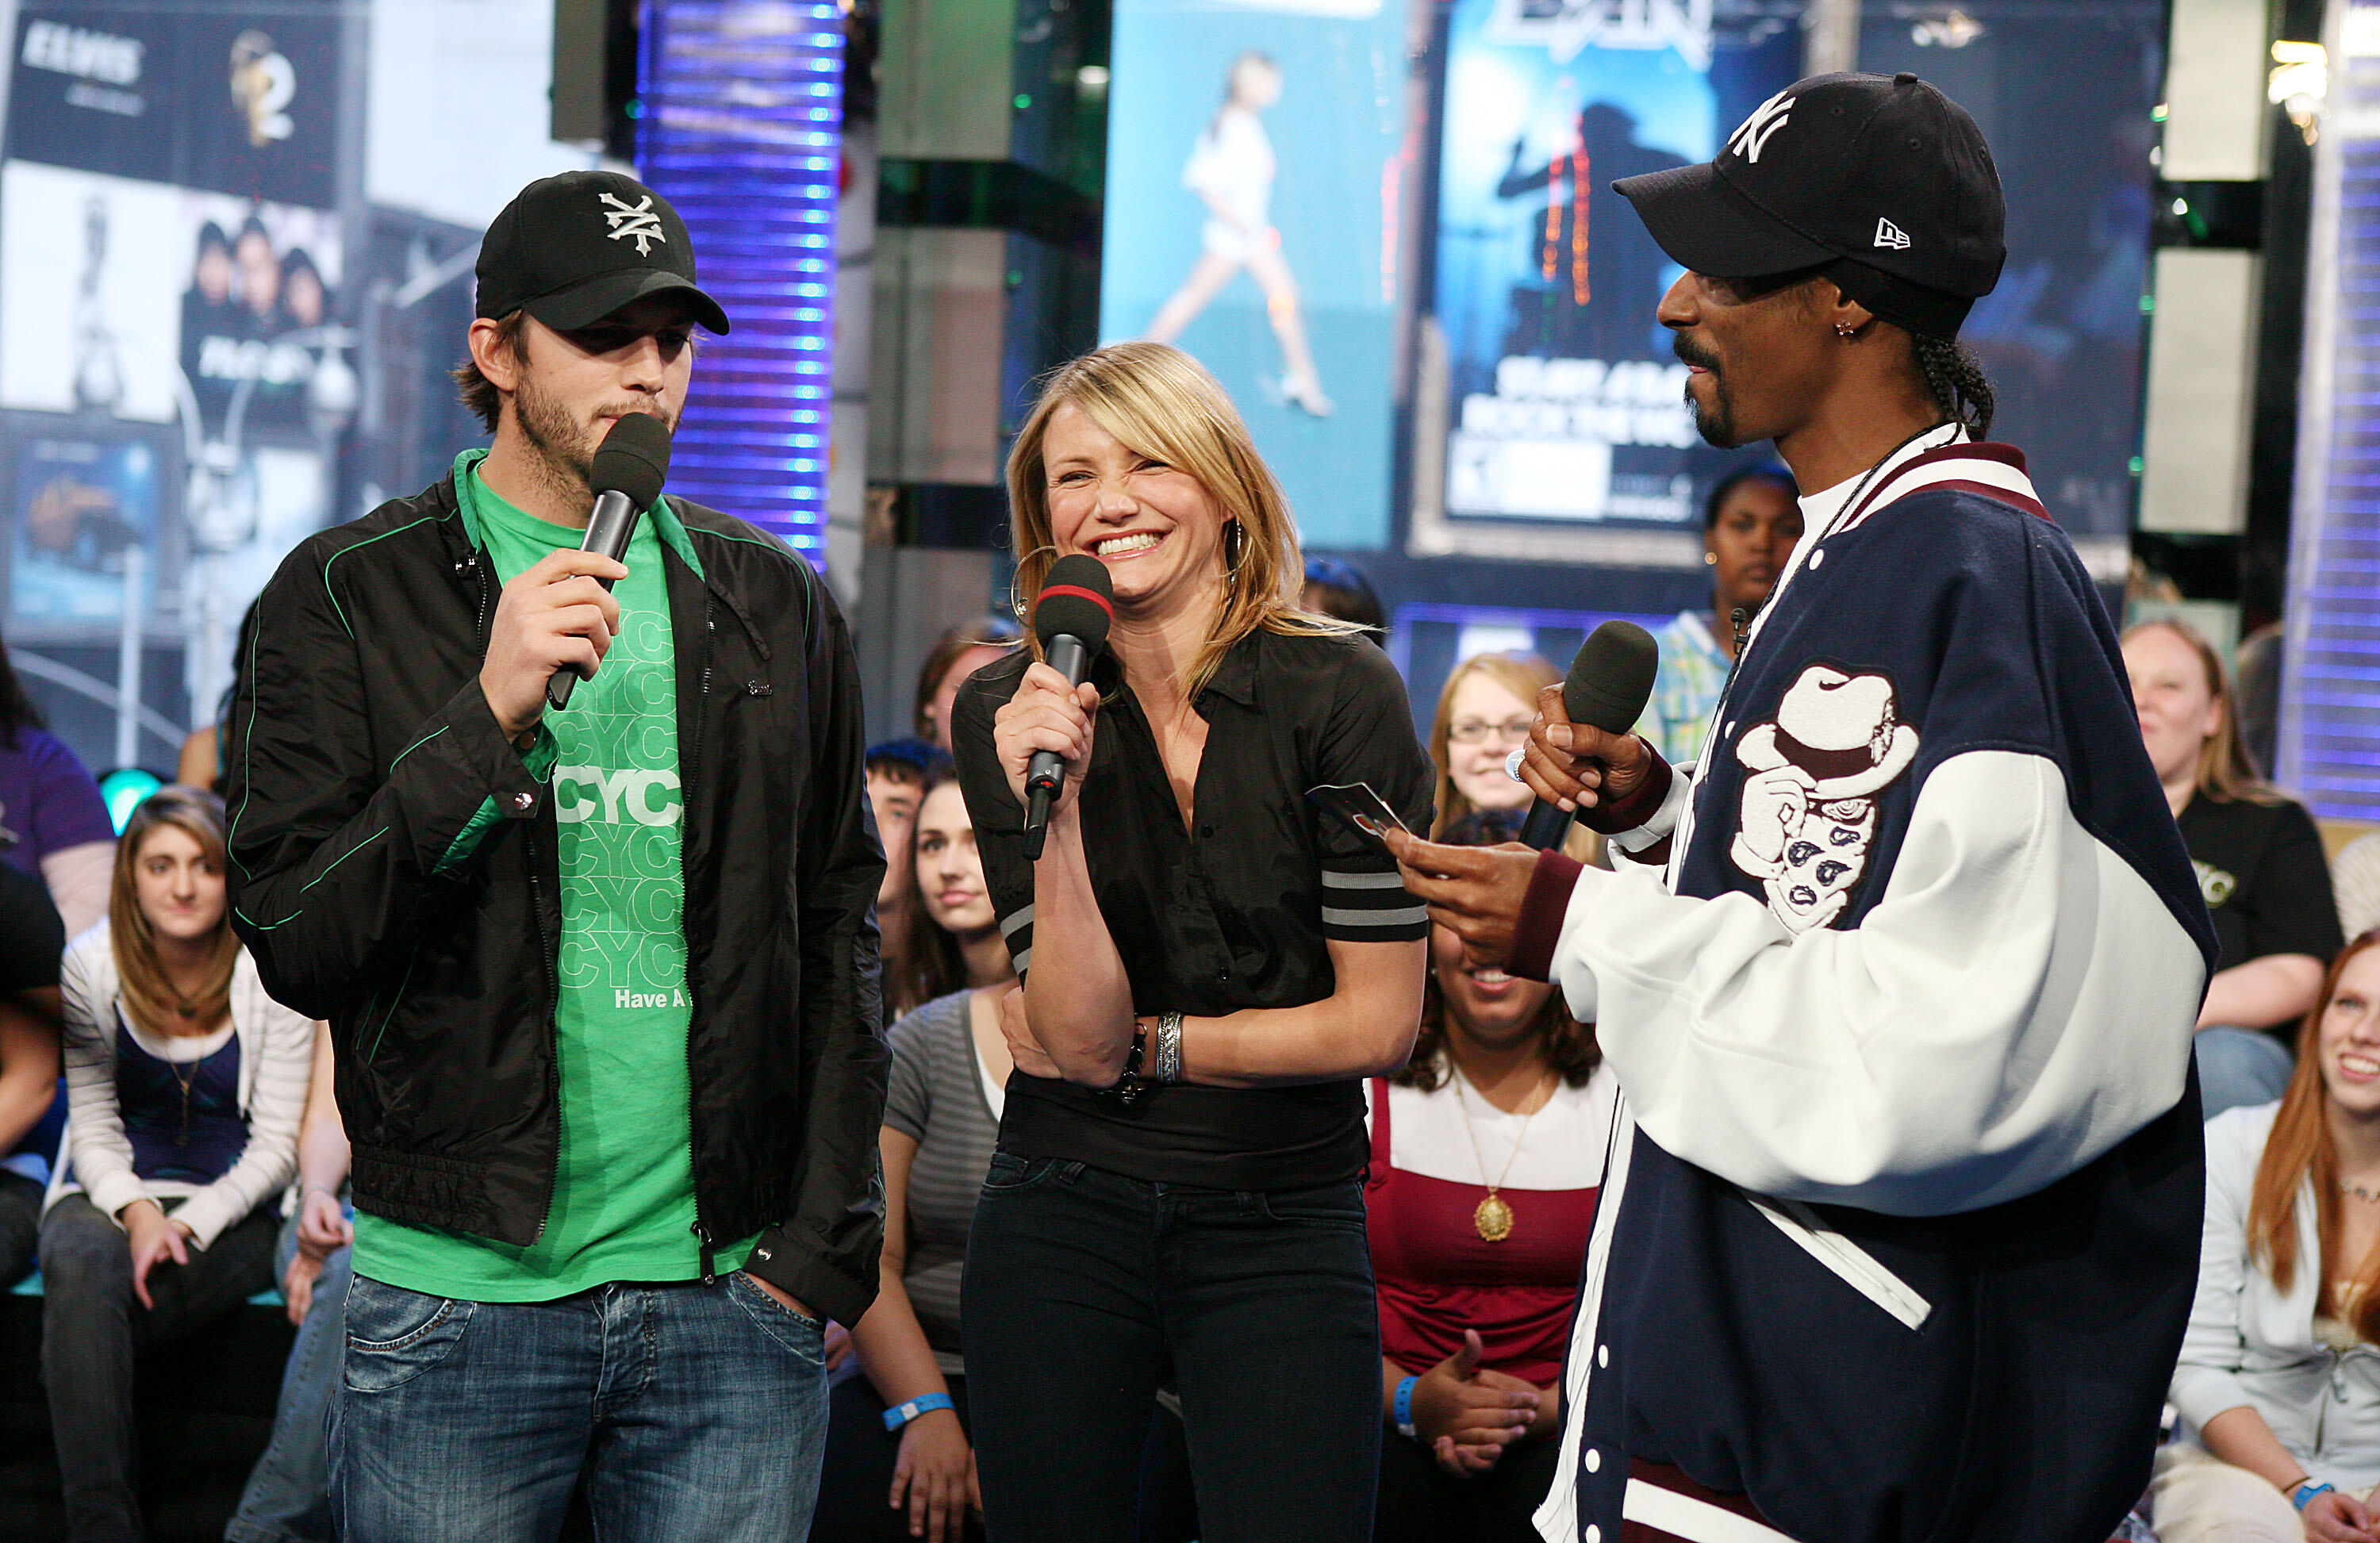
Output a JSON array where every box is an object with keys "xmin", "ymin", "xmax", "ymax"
[{"xmin": 1874, "ymin": 217, "xmax": 1910, "ymax": 250}]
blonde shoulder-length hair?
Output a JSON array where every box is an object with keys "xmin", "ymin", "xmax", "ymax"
[{"xmin": 1005, "ymin": 341, "xmax": 1355, "ymax": 697}]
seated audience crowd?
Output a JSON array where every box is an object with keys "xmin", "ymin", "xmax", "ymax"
[{"xmin": 6, "ymin": 585, "xmax": 2380, "ymax": 1543}]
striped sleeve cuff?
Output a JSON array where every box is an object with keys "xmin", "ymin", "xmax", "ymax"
[
  {"xmin": 999, "ymin": 904, "xmax": 1034, "ymax": 977},
  {"xmin": 1319, "ymin": 867, "xmax": 1428, "ymax": 942}
]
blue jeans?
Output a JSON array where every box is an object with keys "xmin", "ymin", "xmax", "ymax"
[
  {"xmin": 962, "ymin": 1157, "xmax": 1380, "ymax": 1543},
  {"xmin": 226, "ymin": 1217, "xmax": 350, "ymax": 1542},
  {"xmin": 329, "ymin": 1271, "xmax": 827, "ymax": 1543},
  {"xmin": 2194, "ymin": 1025, "xmax": 2295, "ymax": 1121}
]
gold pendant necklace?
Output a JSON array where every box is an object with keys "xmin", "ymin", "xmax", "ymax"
[{"xmin": 1451, "ymin": 1064, "xmax": 1553, "ymax": 1243}]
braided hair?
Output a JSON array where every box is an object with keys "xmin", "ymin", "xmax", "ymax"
[{"xmin": 1912, "ymin": 333, "xmax": 1994, "ymax": 440}]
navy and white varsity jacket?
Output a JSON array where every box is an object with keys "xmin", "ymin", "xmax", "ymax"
[{"xmin": 1522, "ymin": 429, "xmax": 2217, "ymax": 1543}]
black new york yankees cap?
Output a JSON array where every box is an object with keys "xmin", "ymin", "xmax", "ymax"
[
  {"xmin": 476, "ymin": 170, "xmax": 731, "ymax": 336},
  {"xmin": 1614, "ymin": 72, "xmax": 2003, "ymax": 338}
]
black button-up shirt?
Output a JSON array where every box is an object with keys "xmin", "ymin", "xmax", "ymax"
[{"xmin": 952, "ymin": 626, "xmax": 1434, "ymax": 1188}]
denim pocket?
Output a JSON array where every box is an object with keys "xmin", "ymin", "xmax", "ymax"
[
  {"xmin": 979, "ymin": 1152, "xmax": 1063, "ymax": 1196},
  {"xmin": 1257, "ymin": 1180, "xmax": 1370, "ymax": 1234},
  {"xmin": 342, "ymin": 1275, "xmax": 474, "ymax": 1392},
  {"xmin": 727, "ymin": 1271, "xmax": 825, "ymax": 1357}
]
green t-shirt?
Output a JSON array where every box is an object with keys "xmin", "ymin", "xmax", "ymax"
[{"xmin": 354, "ymin": 453, "xmax": 754, "ymax": 1299}]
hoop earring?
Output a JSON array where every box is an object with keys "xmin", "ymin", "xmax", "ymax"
[{"xmin": 1005, "ymin": 544, "xmax": 1062, "ymax": 620}]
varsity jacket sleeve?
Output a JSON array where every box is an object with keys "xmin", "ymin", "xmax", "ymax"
[
  {"xmin": 1546, "ymin": 750, "xmax": 2205, "ymax": 1216},
  {"xmin": 1540, "ymin": 502, "xmax": 2212, "ymax": 1218},
  {"xmin": 743, "ymin": 570, "xmax": 889, "ymax": 1325},
  {"xmin": 225, "ymin": 532, "xmax": 551, "ymax": 1021}
]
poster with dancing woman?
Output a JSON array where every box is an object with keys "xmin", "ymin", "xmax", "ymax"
[{"xmin": 1100, "ymin": 0, "xmax": 1402, "ymax": 551}]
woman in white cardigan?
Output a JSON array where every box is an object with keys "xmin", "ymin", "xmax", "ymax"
[
  {"xmin": 2162, "ymin": 928, "xmax": 2380, "ymax": 1543},
  {"xmin": 36, "ymin": 785, "xmax": 313, "ymax": 1543}
]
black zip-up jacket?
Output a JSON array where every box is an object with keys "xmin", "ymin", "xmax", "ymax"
[{"xmin": 224, "ymin": 470, "xmax": 887, "ymax": 1323}]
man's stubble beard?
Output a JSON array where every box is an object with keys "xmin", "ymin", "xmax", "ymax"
[
  {"xmin": 514, "ymin": 369, "xmax": 598, "ymax": 496},
  {"xmin": 509, "ymin": 373, "xmax": 678, "ymax": 512}
]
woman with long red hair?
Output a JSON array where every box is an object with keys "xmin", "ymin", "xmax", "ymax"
[{"xmin": 2163, "ymin": 931, "xmax": 2380, "ymax": 1541}]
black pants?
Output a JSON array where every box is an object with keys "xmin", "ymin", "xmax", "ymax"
[
  {"xmin": 0, "ymin": 1168, "xmax": 40, "ymax": 1286},
  {"xmin": 39, "ymin": 1192, "xmax": 278, "ymax": 1542},
  {"xmin": 962, "ymin": 1156, "xmax": 1380, "ymax": 1543},
  {"xmin": 1373, "ymin": 1427, "xmax": 1561, "ymax": 1543}
]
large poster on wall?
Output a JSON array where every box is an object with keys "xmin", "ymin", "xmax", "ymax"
[
  {"xmin": 1099, "ymin": 0, "xmax": 1404, "ymax": 551},
  {"xmin": 1430, "ymin": 0, "xmax": 1719, "ymax": 540},
  {"xmin": 9, "ymin": 5, "xmax": 340, "ymax": 205},
  {"xmin": 2, "ymin": 2, "xmax": 349, "ymax": 775}
]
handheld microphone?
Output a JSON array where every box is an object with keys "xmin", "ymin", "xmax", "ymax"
[
  {"xmin": 547, "ymin": 413, "xmax": 673, "ymax": 712},
  {"xmin": 1518, "ymin": 620, "xmax": 1660, "ymax": 850},
  {"xmin": 1022, "ymin": 554, "xmax": 1115, "ymax": 860}
]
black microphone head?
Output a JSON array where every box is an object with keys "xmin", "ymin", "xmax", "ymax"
[
  {"xmin": 591, "ymin": 413, "xmax": 673, "ymax": 508},
  {"xmin": 1561, "ymin": 620, "xmax": 1660, "ymax": 735},
  {"xmin": 1033, "ymin": 555, "xmax": 1115, "ymax": 657}
]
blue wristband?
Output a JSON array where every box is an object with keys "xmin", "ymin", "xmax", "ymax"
[
  {"xmin": 882, "ymin": 1391, "xmax": 955, "ymax": 1432},
  {"xmin": 1393, "ymin": 1375, "xmax": 1419, "ymax": 1441},
  {"xmin": 2294, "ymin": 1480, "xmax": 2336, "ymax": 1513}
]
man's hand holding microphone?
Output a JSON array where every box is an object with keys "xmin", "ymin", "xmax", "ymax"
[
  {"xmin": 478, "ymin": 412, "xmax": 672, "ymax": 746},
  {"xmin": 1387, "ymin": 621, "xmax": 1664, "ymax": 970}
]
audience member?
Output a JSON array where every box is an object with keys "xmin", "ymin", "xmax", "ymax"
[
  {"xmin": 1, "ymin": 634, "xmax": 117, "ymax": 936},
  {"xmin": 2125, "ymin": 620, "xmax": 2344, "ymax": 1119},
  {"xmin": 2162, "ymin": 931, "xmax": 2380, "ymax": 1541},
  {"xmin": 226, "ymin": 1019, "xmax": 351, "ymax": 1543},
  {"xmin": 2338, "ymin": 834, "xmax": 2380, "ymax": 947},
  {"xmin": 869, "ymin": 739, "xmax": 956, "ymax": 1025},
  {"xmin": 916, "ymin": 616, "xmax": 1023, "ymax": 754},
  {"xmin": 1303, "ymin": 557, "xmax": 1388, "ymax": 643},
  {"xmin": 818, "ymin": 769, "xmax": 1015, "ymax": 1541},
  {"xmin": 1369, "ymin": 810, "xmax": 1617, "ymax": 1542},
  {"xmin": 1429, "ymin": 653, "xmax": 1555, "ymax": 835},
  {"xmin": 39, "ymin": 785, "xmax": 313, "ymax": 1542},
  {"xmin": 1638, "ymin": 465, "xmax": 1801, "ymax": 768},
  {"xmin": 0, "ymin": 862, "xmax": 64, "ymax": 1287}
]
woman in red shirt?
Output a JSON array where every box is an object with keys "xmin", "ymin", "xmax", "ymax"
[{"xmin": 1368, "ymin": 809, "xmax": 1619, "ymax": 1540}]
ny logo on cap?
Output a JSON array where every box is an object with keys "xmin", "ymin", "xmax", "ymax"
[
  {"xmin": 599, "ymin": 192, "xmax": 667, "ymax": 255},
  {"xmin": 1728, "ymin": 90, "xmax": 1794, "ymax": 164},
  {"xmin": 1873, "ymin": 217, "xmax": 1911, "ymax": 250}
]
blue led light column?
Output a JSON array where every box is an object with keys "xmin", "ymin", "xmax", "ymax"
[
  {"xmin": 2282, "ymin": 4, "xmax": 2380, "ymax": 819},
  {"xmin": 637, "ymin": 1, "xmax": 843, "ymax": 564}
]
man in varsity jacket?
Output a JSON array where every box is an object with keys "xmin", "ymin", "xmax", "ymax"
[{"xmin": 1390, "ymin": 75, "xmax": 2216, "ymax": 1543}]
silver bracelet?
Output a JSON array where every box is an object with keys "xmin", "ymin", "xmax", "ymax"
[{"xmin": 1153, "ymin": 1011, "xmax": 1185, "ymax": 1084}]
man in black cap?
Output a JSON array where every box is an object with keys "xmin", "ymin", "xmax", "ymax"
[
  {"xmin": 1390, "ymin": 75, "xmax": 2213, "ymax": 1541},
  {"xmin": 225, "ymin": 170, "xmax": 885, "ymax": 1540}
]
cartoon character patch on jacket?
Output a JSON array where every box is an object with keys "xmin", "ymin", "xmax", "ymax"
[{"xmin": 1730, "ymin": 662, "xmax": 1920, "ymax": 933}]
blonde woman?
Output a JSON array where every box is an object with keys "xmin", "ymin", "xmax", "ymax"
[
  {"xmin": 950, "ymin": 341, "xmax": 1433, "ymax": 1541},
  {"xmin": 2123, "ymin": 619, "xmax": 2344, "ymax": 1119},
  {"xmin": 38, "ymin": 785, "xmax": 313, "ymax": 1541}
]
